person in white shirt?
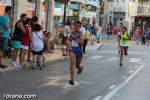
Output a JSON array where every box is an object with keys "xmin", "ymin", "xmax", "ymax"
[
  {"xmin": 61, "ymin": 21, "xmax": 71, "ymax": 56},
  {"xmin": 31, "ymin": 24, "xmax": 44, "ymax": 70},
  {"xmin": 96, "ymin": 25, "xmax": 102, "ymax": 43}
]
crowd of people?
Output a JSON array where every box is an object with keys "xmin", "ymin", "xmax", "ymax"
[
  {"xmin": 2, "ymin": 5, "xmax": 150, "ymax": 85},
  {"xmin": 0, "ymin": 6, "xmax": 104, "ymax": 85}
]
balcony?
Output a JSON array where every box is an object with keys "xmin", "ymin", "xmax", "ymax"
[{"xmin": 137, "ymin": 2, "xmax": 150, "ymax": 15}]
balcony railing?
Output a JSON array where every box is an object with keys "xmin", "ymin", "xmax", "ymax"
[{"xmin": 137, "ymin": 2, "xmax": 150, "ymax": 15}]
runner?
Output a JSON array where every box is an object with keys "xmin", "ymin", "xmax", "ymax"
[
  {"xmin": 117, "ymin": 23, "xmax": 124, "ymax": 54},
  {"xmin": 68, "ymin": 21, "xmax": 83, "ymax": 85},
  {"xmin": 119, "ymin": 26, "xmax": 131, "ymax": 67}
]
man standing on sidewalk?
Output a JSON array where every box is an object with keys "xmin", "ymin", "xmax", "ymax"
[
  {"xmin": 0, "ymin": 6, "xmax": 12, "ymax": 69},
  {"xmin": 10, "ymin": 14, "xmax": 27, "ymax": 68}
]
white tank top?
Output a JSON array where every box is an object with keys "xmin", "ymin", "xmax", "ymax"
[
  {"xmin": 71, "ymin": 32, "xmax": 80, "ymax": 47},
  {"xmin": 32, "ymin": 31, "xmax": 44, "ymax": 52}
]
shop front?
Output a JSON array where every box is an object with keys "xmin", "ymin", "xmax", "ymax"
[
  {"xmin": 66, "ymin": 2, "xmax": 79, "ymax": 22},
  {"xmin": 134, "ymin": 16, "xmax": 150, "ymax": 30},
  {"xmin": 27, "ymin": 0, "xmax": 36, "ymax": 18},
  {"xmin": 80, "ymin": 3, "xmax": 97, "ymax": 25},
  {"xmin": 0, "ymin": 0, "xmax": 14, "ymax": 28},
  {"xmin": 0, "ymin": 0, "xmax": 12, "ymax": 15},
  {"xmin": 54, "ymin": 0, "xmax": 62, "ymax": 26}
]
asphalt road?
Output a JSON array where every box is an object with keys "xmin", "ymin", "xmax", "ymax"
[{"xmin": 0, "ymin": 41, "xmax": 149, "ymax": 100}]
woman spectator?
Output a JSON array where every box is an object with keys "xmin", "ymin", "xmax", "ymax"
[
  {"xmin": 31, "ymin": 24, "xmax": 44, "ymax": 70},
  {"xmin": 135, "ymin": 27, "xmax": 141, "ymax": 44},
  {"xmin": 107, "ymin": 24, "xmax": 112, "ymax": 39},
  {"xmin": 96, "ymin": 25, "xmax": 102, "ymax": 43},
  {"xmin": 61, "ymin": 21, "xmax": 71, "ymax": 56},
  {"xmin": 27, "ymin": 16, "xmax": 38, "ymax": 63},
  {"xmin": 146, "ymin": 27, "xmax": 150, "ymax": 46},
  {"xmin": 112, "ymin": 25, "xmax": 118, "ymax": 40},
  {"xmin": 53, "ymin": 25, "xmax": 61, "ymax": 47},
  {"xmin": 45, "ymin": 32, "xmax": 54, "ymax": 53},
  {"xmin": 19, "ymin": 18, "xmax": 32, "ymax": 68}
]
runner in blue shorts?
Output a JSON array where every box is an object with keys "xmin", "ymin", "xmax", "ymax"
[{"xmin": 68, "ymin": 21, "xmax": 83, "ymax": 85}]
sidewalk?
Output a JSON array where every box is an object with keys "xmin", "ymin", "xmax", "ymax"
[
  {"xmin": 0, "ymin": 42, "xmax": 103, "ymax": 74},
  {"xmin": 0, "ymin": 49, "xmax": 67, "ymax": 74}
]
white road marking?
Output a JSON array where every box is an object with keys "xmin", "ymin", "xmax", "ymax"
[
  {"xmin": 134, "ymin": 65, "xmax": 139, "ymax": 69},
  {"xmin": 121, "ymin": 76, "xmax": 127, "ymax": 80},
  {"xmin": 108, "ymin": 85, "xmax": 116, "ymax": 90},
  {"xmin": 93, "ymin": 96, "xmax": 102, "ymax": 100},
  {"xmin": 87, "ymin": 43, "xmax": 103, "ymax": 51},
  {"xmin": 108, "ymin": 57, "xmax": 118, "ymax": 61},
  {"xmin": 101, "ymin": 64, "xmax": 144, "ymax": 100},
  {"xmin": 62, "ymin": 81, "xmax": 80, "ymax": 88},
  {"xmin": 129, "ymin": 70, "xmax": 133, "ymax": 74},
  {"xmin": 129, "ymin": 58, "xmax": 141, "ymax": 63},
  {"xmin": 90, "ymin": 55, "xmax": 103, "ymax": 60}
]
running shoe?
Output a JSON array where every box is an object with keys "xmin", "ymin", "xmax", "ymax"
[
  {"xmin": 69, "ymin": 80, "xmax": 74, "ymax": 85},
  {"xmin": 119, "ymin": 63, "xmax": 123, "ymax": 66},
  {"xmin": 77, "ymin": 67, "xmax": 83, "ymax": 74},
  {"xmin": 0, "ymin": 64, "xmax": 8, "ymax": 69}
]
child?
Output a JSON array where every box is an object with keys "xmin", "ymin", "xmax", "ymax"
[
  {"xmin": 45, "ymin": 32, "xmax": 54, "ymax": 53},
  {"xmin": 31, "ymin": 24, "xmax": 44, "ymax": 70}
]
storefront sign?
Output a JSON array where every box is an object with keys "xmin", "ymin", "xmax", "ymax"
[
  {"xmin": 27, "ymin": 3, "xmax": 35, "ymax": 10},
  {"xmin": 83, "ymin": 0, "xmax": 99, "ymax": 7},
  {"xmin": 0, "ymin": 0, "xmax": 11, "ymax": 6},
  {"xmin": 80, "ymin": 4, "xmax": 97, "ymax": 12},
  {"xmin": 0, "ymin": 0, "xmax": 11, "ymax": 15},
  {"xmin": 80, "ymin": 11, "xmax": 96, "ymax": 18},
  {"xmin": 54, "ymin": 1, "xmax": 62, "ymax": 16},
  {"xmin": 54, "ymin": 8, "xmax": 62, "ymax": 16},
  {"xmin": 69, "ymin": 2, "xmax": 78, "ymax": 10}
]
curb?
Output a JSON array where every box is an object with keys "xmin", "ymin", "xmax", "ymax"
[
  {"xmin": 0, "ymin": 52, "xmax": 67, "ymax": 75},
  {"xmin": 0, "ymin": 43, "xmax": 104, "ymax": 74}
]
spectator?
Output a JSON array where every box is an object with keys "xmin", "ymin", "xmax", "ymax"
[
  {"xmin": 112, "ymin": 25, "xmax": 118, "ymax": 40},
  {"xmin": 146, "ymin": 27, "xmax": 150, "ymax": 46},
  {"xmin": 135, "ymin": 27, "xmax": 141, "ymax": 44},
  {"xmin": 107, "ymin": 24, "xmax": 112, "ymax": 39},
  {"xmin": 0, "ymin": 6, "xmax": 12, "ymax": 69},
  {"xmin": 53, "ymin": 25, "xmax": 61, "ymax": 47},
  {"xmin": 31, "ymin": 24, "xmax": 44, "ymax": 70},
  {"xmin": 45, "ymin": 32, "xmax": 54, "ymax": 53},
  {"xmin": 11, "ymin": 13, "xmax": 27, "ymax": 68},
  {"xmin": 61, "ymin": 21, "xmax": 71, "ymax": 56},
  {"xmin": 96, "ymin": 25, "xmax": 102, "ymax": 43},
  {"xmin": 19, "ymin": 18, "xmax": 32, "ymax": 68},
  {"xmin": 83, "ymin": 26, "xmax": 91, "ymax": 54},
  {"xmin": 27, "ymin": 16, "xmax": 38, "ymax": 63}
]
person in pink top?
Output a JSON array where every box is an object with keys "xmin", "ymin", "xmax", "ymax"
[
  {"xmin": 135, "ymin": 27, "xmax": 141, "ymax": 44},
  {"xmin": 19, "ymin": 18, "xmax": 32, "ymax": 68},
  {"xmin": 112, "ymin": 25, "xmax": 118, "ymax": 40}
]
